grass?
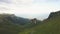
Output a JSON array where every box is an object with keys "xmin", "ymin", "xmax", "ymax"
[{"xmin": 19, "ymin": 16, "xmax": 60, "ymax": 34}]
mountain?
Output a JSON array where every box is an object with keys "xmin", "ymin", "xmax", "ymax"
[
  {"xmin": 0, "ymin": 14, "xmax": 31, "ymax": 34},
  {"xmin": 47, "ymin": 10, "xmax": 60, "ymax": 19},
  {"xmin": 19, "ymin": 11, "xmax": 60, "ymax": 34},
  {"xmin": 0, "ymin": 10, "xmax": 60, "ymax": 34},
  {"xmin": 0, "ymin": 14, "xmax": 42, "ymax": 34},
  {"xmin": 0, "ymin": 14, "xmax": 30, "ymax": 25}
]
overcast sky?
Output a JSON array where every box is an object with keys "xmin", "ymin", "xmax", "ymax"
[{"xmin": 0, "ymin": 0, "xmax": 60, "ymax": 20}]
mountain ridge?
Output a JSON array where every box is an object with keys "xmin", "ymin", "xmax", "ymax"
[
  {"xmin": 0, "ymin": 11, "xmax": 60, "ymax": 34},
  {"xmin": 19, "ymin": 10, "xmax": 60, "ymax": 34}
]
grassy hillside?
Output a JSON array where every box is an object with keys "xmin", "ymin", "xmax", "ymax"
[
  {"xmin": 0, "ymin": 14, "xmax": 42, "ymax": 34},
  {"xmin": 0, "ymin": 14, "xmax": 26, "ymax": 34},
  {"xmin": 0, "ymin": 11, "xmax": 60, "ymax": 34},
  {"xmin": 19, "ymin": 11, "xmax": 60, "ymax": 34}
]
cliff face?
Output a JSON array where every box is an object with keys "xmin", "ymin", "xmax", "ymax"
[{"xmin": 47, "ymin": 11, "xmax": 60, "ymax": 19}]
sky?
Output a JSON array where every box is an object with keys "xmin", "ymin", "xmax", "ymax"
[{"xmin": 0, "ymin": 0, "xmax": 60, "ymax": 20}]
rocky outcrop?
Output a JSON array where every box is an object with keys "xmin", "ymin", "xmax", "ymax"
[{"xmin": 47, "ymin": 10, "xmax": 60, "ymax": 19}]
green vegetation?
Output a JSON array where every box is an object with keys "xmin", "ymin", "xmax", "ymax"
[
  {"xmin": 0, "ymin": 11, "xmax": 60, "ymax": 34},
  {"xmin": 19, "ymin": 11, "xmax": 60, "ymax": 34},
  {"xmin": 0, "ymin": 14, "xmax": 24, "ymax": 34},
  {"xmin": 0, "ymin": 14, "xmax": 42, "ymax": 34}
]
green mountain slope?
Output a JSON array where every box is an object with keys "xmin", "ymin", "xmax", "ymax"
[
  {"xmin": 0, "ymin": 14, "xmax": 29, "ymax": 34},
  {"xmin": 19, "ymin": 11, "xmax": 60, "ymax": 34},
  {"xmin": 0, "ymin": 11, "xmax": 60, "ymax": 34},
  {"xmin": 0, "ymin": 14, "xmax": 42, "ymax": 34},
  {"xmin": 0, "ymin": 14, "xmax": 30, "ymax": 25}
]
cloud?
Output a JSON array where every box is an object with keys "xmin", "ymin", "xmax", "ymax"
[
  {"xmin": 0, "ymin": 0, "xmax": 12, "ymax": 3},
  {"xmin": 0, "ymin": 0, "xmax": 60, "ymax": 20},
  {"xmin": 0, "ymin": 0, "xmax": 59, "ymax": 14},
  {"xmin": 33, "ymin": 0, "xmax": 60, "ymax": 3}
]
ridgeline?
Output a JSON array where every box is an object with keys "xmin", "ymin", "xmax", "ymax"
[{"xmin": 0, "ymin": 11, "xmax": 60, "ymax": 34}]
